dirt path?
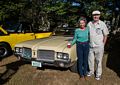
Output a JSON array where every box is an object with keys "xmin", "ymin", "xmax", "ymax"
[{"xmin": 0, "ymin": 54, "xmax": 120, "ymax": 85}]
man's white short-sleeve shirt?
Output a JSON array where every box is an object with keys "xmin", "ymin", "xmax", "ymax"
[{"xmin": 88, "ymin": 20, "xmax": 109, "ymax": 47}]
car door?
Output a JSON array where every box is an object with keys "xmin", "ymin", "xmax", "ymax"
[
  {"xmin": 0, "ymin": 23, "xmax": 35, "ymax": 50},
  {"xmin": 15, "ymin": 23, "xmax": 36, "ymax": 44},
  {"xmin": 32, "ymin": 28, "xmax": 52, "ymax": 39},
  {"xmin": 34, "ymin": 32, "xmax": 52, "ymax": 39},
  {"xmin": 0, "ymin": 26, "xmax": 18, "ymax": 49}
]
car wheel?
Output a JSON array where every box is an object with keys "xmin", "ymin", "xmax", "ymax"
[
  {"xmin": 70, "ymin": 61, "xmax": 78, "ymax": 73},
  {"xmin": 0, "ymin": 43, "xmax": 12, "ymax": 57}
]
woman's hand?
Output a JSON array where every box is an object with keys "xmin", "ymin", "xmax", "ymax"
[{"xmin": 67, "ymin": 42, "xmax": 71, "ymax": 48}]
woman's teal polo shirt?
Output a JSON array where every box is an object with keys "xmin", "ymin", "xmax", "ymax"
[{"xmin": 71, "ymin": 27, "xmax": 89, "ymax": 45}]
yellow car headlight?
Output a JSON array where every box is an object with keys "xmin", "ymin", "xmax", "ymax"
[{"xmin": 15, "ymin": 47, "xmax": 23, "ymax": 53}]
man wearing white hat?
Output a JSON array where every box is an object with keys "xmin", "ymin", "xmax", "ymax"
[{"xmin": 87, "ymin": 10, "xmax": 109, "ymax": 80}]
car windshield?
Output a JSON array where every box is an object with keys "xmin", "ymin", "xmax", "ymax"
[
  {"xmin": 3, "ymin": 22, "xmax": 20, "ymax": 33},
  {"xmin": 54, "ymin": 27, "xmax": 76, "ymax": 36}
]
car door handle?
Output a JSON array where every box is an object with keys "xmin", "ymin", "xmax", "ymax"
[{"xmin": 30, "ymin": 34, "xmax": 34, "ymax": 36}]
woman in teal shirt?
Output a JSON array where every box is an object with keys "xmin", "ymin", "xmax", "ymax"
[{"xmin": 70, "ymin": 17, "xmax": 89, "ymax": 80}]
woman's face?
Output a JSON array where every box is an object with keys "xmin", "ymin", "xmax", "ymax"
[{"xmin": 79, "ymin": 20, "xmax": 86, "ymax": 28}]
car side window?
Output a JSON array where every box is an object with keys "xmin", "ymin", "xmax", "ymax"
[
  {"xmin": 17, "ymin": 24, "xmax": 32, "ymax": 33},
  {"xmin": 17, "ymin": 24, "xmax": 23, "ymax": 33},
  {"xmin": 23, "ymin": 24, "xmax": 32, "ymax": 33}
]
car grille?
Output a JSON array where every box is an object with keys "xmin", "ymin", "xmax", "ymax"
[
  {"xmin": 37, "ymin": 50, "xmax": 55, "ymax": 61},
  {"xmin": 22, "ymin": 48, "xmax": 32, "ymax": 59}
]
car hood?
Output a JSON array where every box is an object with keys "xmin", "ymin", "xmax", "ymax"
[{"xmin": 15, "ymin": 36, "xmax": 73, "ymax": 52}]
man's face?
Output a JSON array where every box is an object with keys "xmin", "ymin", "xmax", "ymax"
[{"xmin": 93, "ymin": 14, "xmax": 100, "ymax": 21}]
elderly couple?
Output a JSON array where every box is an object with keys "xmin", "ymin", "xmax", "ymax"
[{"xmin": 69, "ymin": 10, "xmax": 109, "ymax": 80}]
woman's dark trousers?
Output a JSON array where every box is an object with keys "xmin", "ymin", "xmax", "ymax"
[{"xmin": 76, "ymin": 42, "xmax": 89, "ymax": 77}]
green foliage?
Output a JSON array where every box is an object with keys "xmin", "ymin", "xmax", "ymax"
[
  {"xmin": 84, "ymin": 1, "xmax": 111, "ymax": 20},
  {"xmin": 0, "ymin": 0, "xmax": 116, "ymax": 30},
  {"xmin": 0, "ymin": 1, "xmax": 26, "ymax": 21}
]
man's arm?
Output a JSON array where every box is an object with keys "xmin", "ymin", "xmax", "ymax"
[
  {"xmin": 103, "ymin": 35, "xmax": 108, "ymax": 45},
  {"xmin": 102, "ymin": 22, "xmax": 109, "ymax": 45}
]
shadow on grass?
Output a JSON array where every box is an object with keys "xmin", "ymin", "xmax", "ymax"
[
  {"xmin": 0, "ymin": 52, "xmax": 13, "ymax": 62},
  {"xmin": 0, "ymin": 60, "xmax": 27, "ymax": 85},
  {"xmin": 106, "ymin": 33, "xmax": 120, "ymax": 78}
]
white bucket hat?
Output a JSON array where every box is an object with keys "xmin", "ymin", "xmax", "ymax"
[{"xmin": 92, "ymin": 10, "xmax": 101, "ymax": 15}]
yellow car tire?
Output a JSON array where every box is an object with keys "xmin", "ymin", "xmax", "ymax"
[{"xmin": 0, "ymin": 43, "xmax": 12, "ymax": 57}]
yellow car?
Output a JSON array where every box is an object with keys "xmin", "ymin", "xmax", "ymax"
[{"xmin": 0, "ymin": 22, "xmax": 52, "ymax": 57}]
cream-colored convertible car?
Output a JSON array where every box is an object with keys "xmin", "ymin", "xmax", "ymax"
[{"xmin": 14, "ymin": 28, "xmax": 78, "ymax": 72}]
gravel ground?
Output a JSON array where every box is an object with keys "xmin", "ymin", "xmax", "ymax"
[{"xmin": 0, "ymin": 52, "xmax": 120, "ymax": 85}]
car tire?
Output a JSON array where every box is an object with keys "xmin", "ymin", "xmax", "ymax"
[
  {"xmin": 70, "ymin": 61, "xmax": 78, "ymax": 73},
  {"xmin": 0, "ymin": 43, "xmax": 12, "ymax": 57}
]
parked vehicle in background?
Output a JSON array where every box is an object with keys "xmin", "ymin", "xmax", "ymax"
[
  {"xmin": 0, "ymin": 22, "xmax": 52, "ymax": 57},
  {"xmin": 14, "ymin": 27, "xmax": 78, "ymax": 72}
]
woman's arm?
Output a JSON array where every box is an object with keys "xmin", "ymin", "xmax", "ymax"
[{"xmin": 71, "ymin": 29, "xmax": 77, "ymax": 46}]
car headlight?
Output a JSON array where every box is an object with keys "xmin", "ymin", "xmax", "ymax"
[
  {"xmin": 57, "ymin": 52, "xmax": 69, "ymax": 60},
  {"xmin": 57, "ymin": 53, "xmax": 63, "ymax": 58},
  {"xmin": 22, "ymin": 47, "xmax": 32, "ymax": 59},
  {"xmin": 15, "ymin": 47, "xmax": 23, "ymax": 53}
]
